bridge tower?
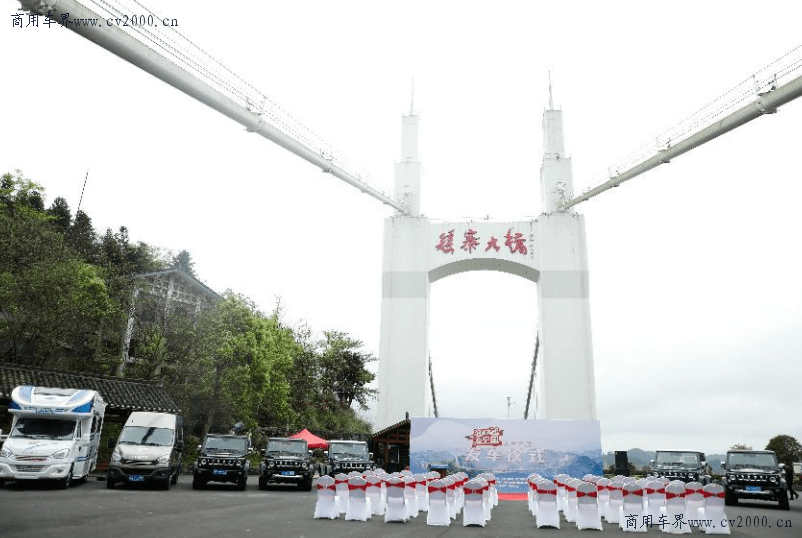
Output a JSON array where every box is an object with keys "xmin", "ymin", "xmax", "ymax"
[{"xmin": 376, "ymin": 96, "xmax": 597, "ymax": 430}]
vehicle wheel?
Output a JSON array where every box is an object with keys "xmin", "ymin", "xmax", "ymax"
[
  {"xmin": 192, "ymin": 476, "xmax": 202, "ymax": 490},
  {"xmin": 162, "ymin": 477, "xmax": 171, "ymax": 490},
  {"xmin": 779, "ymin": 492, "xmax": 790, "ymax": 510},
  {"xmin": 0, "ymin": 478, "xmax": 6, "ymax": 488},
  {"xmin": 106, "ymin": 476, "xmax": 115, "ymax": 489},
  {"xmin": 238, "ymin": 477, "xmax": 247, "ymax": 491},
  {"xmin": 171, "ymin": 470, "xmax": 179, "ymax": 485},
  {"xmin": 724, "ymin": 490, "xmax": 737, "ymax": 506},
  {"xmin": 299, "ymin": 476, "xmax": 313, "ymax": 491},
  {"xmin": 258, "ymin": 476, "xmax": 267, "ymax": 490},
  {"xmin": 59, "ymin": 466, "xmax": 73, "ymax": 489}
]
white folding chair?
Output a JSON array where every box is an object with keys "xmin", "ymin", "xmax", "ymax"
[
  {"xmin": 620, "ymin": 482, "xmax": 646, "ymax": 532},
  {"xmin": 575, "ymin": 480, "xmax": 603, "ymax": 531},
  {"xmin": 384, "ymin": 476, "xmax": 409, "ymax": 523},
  {"xmin": 461, "ymin": 479, "xmax": 487, "ymax": 527},
  {"xmin": 443, "ymin": 476, "xmax": 457, "ymax": 519},
  {"xmin": 553, "ymin": 474, "xmax": 569, "ymax": 513},
  {"xmin": 426, "ymin": 478, "xmax": 450, "ymax": 526},
  {"xmin": 345, "ymin": 476, "xmax": 372, "ymax": 521},
  {"xmin": 661, "ymin": 482, "xmax": 691, "ymax": 534},
  {"xmin": 527, "ymin": 474, "xmax": 540, "ymax": 516},
  {"xmin": 700, "ymin": 484, "xmax": 730, "ymax": 535},
  {"xmin": 313, "ymin": 475, "xmax": 339, "ymax": 519},
  {"xmin": 564, "ymin": 478, "xmax": 579, "ymax": 523},
  {"xmin": 535, "ymin": 480, "xmax": 560, "ymax": 529}
]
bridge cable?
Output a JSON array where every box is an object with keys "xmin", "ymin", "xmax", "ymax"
[{"xmin": 523, "ymin": 331, "xmax": 539, "ymax": 420}]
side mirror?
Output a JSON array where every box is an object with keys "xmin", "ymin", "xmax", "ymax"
[
  {"xmin": 369, "ymin": 452, "xmax": 374, "ymax": 460},
  {"xmin": 779, "ymin": 463, "xmax": 785, "ymax": 469},
  {"xmin": 197, "ymin": 445, "xmax": 202, "ymax": 452},
  {"xmin": 308, "ymin": 450, "xmax": 313, "ymax": 456},
  {"xmin": 720, "ymin": 462, "xmax": 726, "ymax": 469},
  {"xmin": 107, "ymin": 439, "xmax": 116, "ymax": 449},
  {"xmin": 261, "ymin": 448, "xmax": 266, "ymax": 456},
  {"xmin": 324, "ymin": 450, "xmax": 329, "ymax": 457},
  {"xmin": 650, "ymin": 459, "xmax": 655, "ymax": 465}
]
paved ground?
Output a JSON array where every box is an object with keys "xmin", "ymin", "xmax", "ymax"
[{"xmin": 0, "ymin": 476, "xmax": 799, "ymax": 538}]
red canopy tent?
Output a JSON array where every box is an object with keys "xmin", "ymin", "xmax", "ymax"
[{"xmin": 289, "ymin": 428, "xmax": 328, "ymax": 449}]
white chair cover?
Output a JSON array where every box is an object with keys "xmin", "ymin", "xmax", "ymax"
[
  {"xmin": 462, "ymin": 479, "xmax": 487, "ymax": 527},
  {"xmin": 660, "ymin": 482, "xmax": 691, "ymax": 534},
  {"xmin": 535, "ymin": 480, "xmax": 560, "ymax": 529},
  {"xmin": 564, "ymin": 478, "xmax": 580, "ymax": 523},
  {"xmin": 575, "ymin": 480, "xmax": 603, "ymax": 531},
  {"xmin": 646, "ymin": 479, "xmax": 666, "ymax": 527},
  {"xmin": 413, "ymin": 473, "xmax": 428, "ymax": 513},
  {"xmin": 684, "ymin": 481, "xmax": 705, "ymax": 524},
  {"xmin": 313, "ymin": 475, "xmax": 339, "ymax": 519},
  {"xmin": 443, "ymin": 476, "xmax": 457, "ymax": 519},
  {"xmin": 345, "ymin": 477, "xmax": 372, "ymax": 521},
  {"xmin": 426, "ymin": 479, "xmax": 450, "ymax": 526},
  {"xmin": 553, "ymin": 474, "xmax": 569, "ymax": 513},
  {"xmin": 333, "ymin": 473, "xmax": 349, "ymax": 515},
  {"xmin": 605, "ymin": 480, "xmax": 624, "ymax": 523},
  {"xmin": 596, "ymin": 477, "xmax": 612, "ymax": 518},
  {"xmin": 384, "ymin": 477, "xmax": 409, "ymax": 523},
  {"xmin": 403, "ymin": 475, "xmax": 419, "ymax": 518},
  {"xmin": 700, "ymin": 484, "xmax": 730, "ymax": 535},
  {"xmin": 527, "ymin": 474, "xmax": 540, "ymax": 516},
  {"xmin": 366, "ymin": 473, "xmax": 385, "ymax": 515},
  {"xmin": 620, "ymin": 482, "xmax": 647, "ymax": 532}
]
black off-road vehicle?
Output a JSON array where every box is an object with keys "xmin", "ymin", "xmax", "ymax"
[
  {"xmin": 324, "ymin": 439, "xmax": 374, "ymax": 476},
  {"xmin": 721, "ymin": 450, "xmax": 788, "ymax": 510},
  {"xmin": 651, "ymin": 450, "xmax": 711, "ymax": 484},
  {"xmin": 192, "ymin": 434, "xmax": 250, "ymax": 490},
  {"xmin": 258, "ymin": 437, "xmax": 313, "ymax": 491}
]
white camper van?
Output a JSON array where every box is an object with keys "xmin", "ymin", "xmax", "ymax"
[
  {"xmin": 0, "ymin": 386, "xmax": 106, "ymax": 488},
  {"xmin": 107, "ymin": 411, "xmax": 184, "ymax": 489}
]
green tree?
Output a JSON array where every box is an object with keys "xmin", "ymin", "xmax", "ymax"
[
  {"xmin": 730, "ymin": 443, "xmax": 753, "ymax": 450},
  {"xmin": 319, "ymin": 330, "xmax": 378, "ymax": 410},
  {"xmin": 47, "ymin": 196, "xmax": 72, "ymax": 235},
  {"xmin": 171, "ymin": 250, "xmax": 196, "ymax": 277},
  {"xmin": 765, "ymin": 435, "xmax": 802, "ymax": 465}
]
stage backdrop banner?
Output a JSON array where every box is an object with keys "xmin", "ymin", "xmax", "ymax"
[{"xmin": 410, "ymin": 418, "xmax": 603, "ymax": 494}]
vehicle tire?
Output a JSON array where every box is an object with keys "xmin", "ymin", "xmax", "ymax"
[
  {"xmin": 106, "ymin": 476, "xmax": 115, "ymax": 489},
  {"xmin": 171, "ymin": 470, "xmax": 179, "ymax": 485},
  {"xmin": 724, "ymin": 489, "xmax": 737, "ymax": 506},
  {"xmin": 238, "ymin": 476, "xmax": 247, "ymax": 491},
  {"xmin": 258, "ymin": 476, "xmax": 267, "ymax": 490},
  {"xmin": 299, "ymin": 476, "xmax": 313, "ymax": 492},
  {"xmin": 59, "ymin": 465, "xmax": 73, "ymax": 489},
  {"xmin": 0, "ymin": 478, "xmax": 6, "ymax": 488},
  {"xmin": 192, "ymin": 476, "xmax": 202, "ymax": 490},
  {"xmin": 779, "ymin": 492, "xmax": 790, "ymax": 510},
  {"xmin": 162, "ymin": 476, "xmax": 171, "ymax": 490}
]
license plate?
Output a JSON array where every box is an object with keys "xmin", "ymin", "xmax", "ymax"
[
  {"xmin": 280, "ymin": 471, "xmax": 295, "ymax": 476},
  {"xmin": 745, "ymin": 486, "xmax": 762, "ymax": 492},
  {"xmin": 213, "ymin": 469, "xmax": 227, "ymax": 476},
  {"xmin": 128, "ymin": 475, "xmax": 144, "ymax": 482}
]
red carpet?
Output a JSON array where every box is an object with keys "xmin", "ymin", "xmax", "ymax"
[{"xmin": 498, "ymin": 492, "xmax": 527, "ymax": 501}]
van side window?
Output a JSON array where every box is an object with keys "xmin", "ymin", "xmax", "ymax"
[{"xmin": 75, "ymin": 421, "xmax": 82, "ymax": 438}]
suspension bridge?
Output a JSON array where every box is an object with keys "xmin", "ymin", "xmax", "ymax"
[{"xmin": 15, "ymin": 0, "xmax": 802, "ymax": 429}]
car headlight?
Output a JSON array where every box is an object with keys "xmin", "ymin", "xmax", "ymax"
[
  {"xmin": 157, "ymin": 454, "xmax": 170, "ymax": 465},
  {"xmin": 111, "ymin": 448, "xmax": 122, "ymax": 462},
  {"xmin": 0, "ymin": 447, "xmax": 12, "ymax": 459},
  {"xmin": 770, "ymin": 476, "xmax": 777, "ymax": 483},
  {"xmin": 201, "ymin": 458, "xmax": 207, "ymax": 465},
  {"xmin": 52, "ymin": 448, "xmax": 70, "ymax": 459},
  {"xmin": 268, "ymin": 461, "xmax": 275, "ymax": 468}
]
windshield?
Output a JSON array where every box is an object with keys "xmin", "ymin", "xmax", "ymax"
[
  {"xmin": 118, "ymin": 426, "xmax": 174, "ymax": 447},
  {"xmin": 727, "ymin": 452, "xmax": 778, "ymax": 469},
  {"xmin": 10, "ymin": 418, "xmax": 75, "ymax": 441},
  {"xmin": 267, "ymin": 440, "xmax": 307, "ymax": 455},
  {"xmin": 330, "ymin": 442, "xmax": 368, "ymax": 458},
  {"xmin": 655, "ymin": 451, "xmax": 701, "ymax": 466},
  {"xmin": 203, "ymin": 436, "xmax": 247, "ymax": 453}
]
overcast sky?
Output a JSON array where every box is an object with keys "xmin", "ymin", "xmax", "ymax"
[{"xmin": 2, "ymin": 0, "xmax": 801, "ymax": 456}]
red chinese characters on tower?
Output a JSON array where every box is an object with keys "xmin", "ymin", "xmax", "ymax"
[
  {"xmin": 461, "ymin": 229, "xmax": 480, "ymax": 253},
  {"xmin": 485, "ymin": 237, "xmax": 500, "ymax": 252},
  {"xmin": 435, "ymin": 229, "xmax": 455, "ymax": 254},
  {"xmin": 504, "ymin": 229, "xmax": 528, "ymax": 255}
]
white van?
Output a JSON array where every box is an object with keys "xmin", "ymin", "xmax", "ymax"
[
  {"xmin": 106, "ymin": 411, "xmax": 184, "ymax": 489},
  {"xmin": 0, "ymin": 385, "xmax": 106, "ymax": 488}
]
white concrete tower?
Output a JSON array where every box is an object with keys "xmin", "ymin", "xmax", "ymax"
[
  {"xmin": 535, "ymin": 97, "xmax": 597, "ymax": 420},
  {"xmin": 377, "ymin": 104, "xmax": 430, "ymax": 428}
]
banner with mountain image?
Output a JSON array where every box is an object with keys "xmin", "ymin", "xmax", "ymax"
[{"xmin": 410, "ymin": 417, "xmax": 603, "ymax": 494}]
